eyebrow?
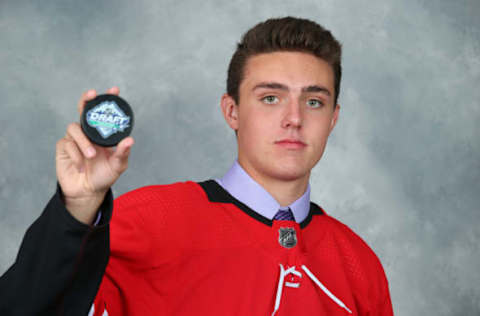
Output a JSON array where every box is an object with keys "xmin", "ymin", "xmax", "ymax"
[{"xmin": 252, "ymin": 82, "xmax": 331, "ymax": 96}]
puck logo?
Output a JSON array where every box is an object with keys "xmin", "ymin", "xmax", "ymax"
[{"xmin": 86, "ymin": 101, "xmax": 131, "ymax": 139}]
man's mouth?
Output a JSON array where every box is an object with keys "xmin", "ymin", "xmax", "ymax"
[{"xmin": 275, "ymin": 139, "xmax": 307, "ymax": 149}]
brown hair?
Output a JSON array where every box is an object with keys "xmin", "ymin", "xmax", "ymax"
[{"xmin": 227, "ymin": 16, "xmax": 342, "ymax": 106}]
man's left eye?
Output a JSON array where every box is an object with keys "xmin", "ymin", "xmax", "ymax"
[{"xmin": 307, "ymin": 99, "xmax": 323, "ymax": 108}]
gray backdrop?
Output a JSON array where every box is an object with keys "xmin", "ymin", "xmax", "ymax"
[{"xmin": 1, "ymin": 0, "xmax": 479, "ymax": 315}]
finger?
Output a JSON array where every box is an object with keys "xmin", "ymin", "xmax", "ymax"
[
  {"xmin": 63, "ymin": 139, "xmax": 85, "ymax": 172},
  {"xmin": 109, "ymin": 137, "xmax": 134, "ymax": 173},
  {"xmin": 56, "ymin": 138, "xmax": 85, "ymax": 172},
  {"xmin": 106, "ymin": 86, "xmax": 120, "ymax": 95},
  {"xmin": 77, "ymin": 89, "xmax": 97, "ymax": 116},
  {"xmin": 66, "ymin": 122, "xmax": 96, "ymax": 158},
  {"xmin": 112, "ymin": 137, "xmax": 134, "ymax": 160}
]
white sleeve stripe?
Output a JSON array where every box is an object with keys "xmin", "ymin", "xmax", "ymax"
[
  {"xmin": 88, "ymin": 304, "xmax": 94, "ymax": 316},
  {"xmin": 88, "ymin": 303, "xmax": 109, "ymax": 316}
]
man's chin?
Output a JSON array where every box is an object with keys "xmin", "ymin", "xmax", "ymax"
[{"xmin": 269, "ymin": 165, "xmax": 310, "ymax": 182}]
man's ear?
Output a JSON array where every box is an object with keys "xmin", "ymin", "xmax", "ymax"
[
  {"xmin": 329, "ymin": 104, "xmax": 340, "ymax": 133},
  {"xmin": 220, "ymin": 93, "xmax": 239, "ymax": 131}
]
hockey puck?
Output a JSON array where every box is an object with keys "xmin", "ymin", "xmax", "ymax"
[{"xmin": 81, "ymin": 94, "xmax": 134, "ymax": 147}]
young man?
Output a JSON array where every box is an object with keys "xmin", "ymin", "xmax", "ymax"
[{"xmin": 0, "ymin": 17, "xmax": 393, "ymax": 315}]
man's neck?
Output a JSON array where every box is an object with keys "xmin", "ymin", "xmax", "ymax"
[{"xmin": 238, "ymin": 160, "xmax": 310, "ymax": 207}]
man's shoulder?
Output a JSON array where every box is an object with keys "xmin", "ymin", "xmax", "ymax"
[
  {"xmin": 323, "ymin": 214, "xmax": 373, "ymax": 247},
  {"xmin": 109, "ymin": 180, "xmax": 214, "ymax": 239},
  {"xmin": 306, "ymin": 205, "xmax": 392, "ymax": 312},
  {"xmin": 113, "ymin": 180, "xmax": 209, "ymax": 208},
  {"xmin": 106, "ymin": 180, "xmax": 216, "ymax": 265},
  {"xmin": 314, "ymin": 210, "xmax": 386, "ymax": 272}
]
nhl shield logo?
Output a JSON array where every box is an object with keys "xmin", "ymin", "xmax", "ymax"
[
  {"xmin": 278, "ymin": 227, "xmax": 297, "ymax": 248},
  {"xmin": 86, "ymin": 101, "xmax": 131, "ymax": 139}
]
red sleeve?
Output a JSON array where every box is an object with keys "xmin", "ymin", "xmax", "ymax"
[
  {"xmin": 375, "ymin": 265, "xmax": 394, "ymax": 316},
  {"xmin": 377, "ymin": 290, "xmax": 394, "ymax": 316},
  {"xmin": 91, "ymin": 186, "xmax": 163, "ymax": 316}
]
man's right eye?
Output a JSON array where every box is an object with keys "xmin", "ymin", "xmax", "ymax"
[{"xmin": 262, "ymin": 95, "xmax": 279, "ymax": 104}]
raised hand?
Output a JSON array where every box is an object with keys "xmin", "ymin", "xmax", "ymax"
[{"xmin": 55, "ymin": 87, "xmax": 134, "ymax": 224}]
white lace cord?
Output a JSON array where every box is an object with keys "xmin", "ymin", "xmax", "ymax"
[
  {"xmin": 301, "ymin": 265, "xmax": 352, "ymax": 314},
  {"xmin": 272, "ymin": 264, "xmax": 302, "ymax": 316}
]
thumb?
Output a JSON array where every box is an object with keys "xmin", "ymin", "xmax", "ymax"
[{"xmin": 109, "ymin": 137, "xmax": 135, "ymax": 173}]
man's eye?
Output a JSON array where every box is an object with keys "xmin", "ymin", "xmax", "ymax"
[
  {"xmin": 262, "ymin": 95, "xmax": 279, "ymax": 104},
  {"xmin": 307, "ymin": 99, "xmax": 323, "ymax": 108}
]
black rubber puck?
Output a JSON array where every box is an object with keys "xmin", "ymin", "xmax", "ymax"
[{"xmin": 81, "ymin": 94, "xmax": 134, "ymax": 147}]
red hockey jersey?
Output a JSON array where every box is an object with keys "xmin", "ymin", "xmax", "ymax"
[{"xmin": 91, "ymin": 180, "xmax": 393, "ymax": 315}]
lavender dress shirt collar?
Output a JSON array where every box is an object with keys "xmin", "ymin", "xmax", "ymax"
[{"xmin": 214, "ymin": 160, "xmax": 311, "ymax": 223}]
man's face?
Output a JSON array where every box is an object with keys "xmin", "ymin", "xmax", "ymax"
[{"xmin": 221, "ymin": 51, "xmax": 340, "ymax": 185}]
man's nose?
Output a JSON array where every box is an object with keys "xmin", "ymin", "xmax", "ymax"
[{"xmin": 281, "ymin": 98, "xmax": 303, "ymax": 128}]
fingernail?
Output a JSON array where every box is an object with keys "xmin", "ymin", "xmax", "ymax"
[{"xmin": 87, "ymin": 147, "xmax": 96, "ymax": 158}]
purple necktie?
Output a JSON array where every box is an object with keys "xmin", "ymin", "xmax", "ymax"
[{"xmin": 273, "ymin": 208, "xmax": 295, "ymax": 221}]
